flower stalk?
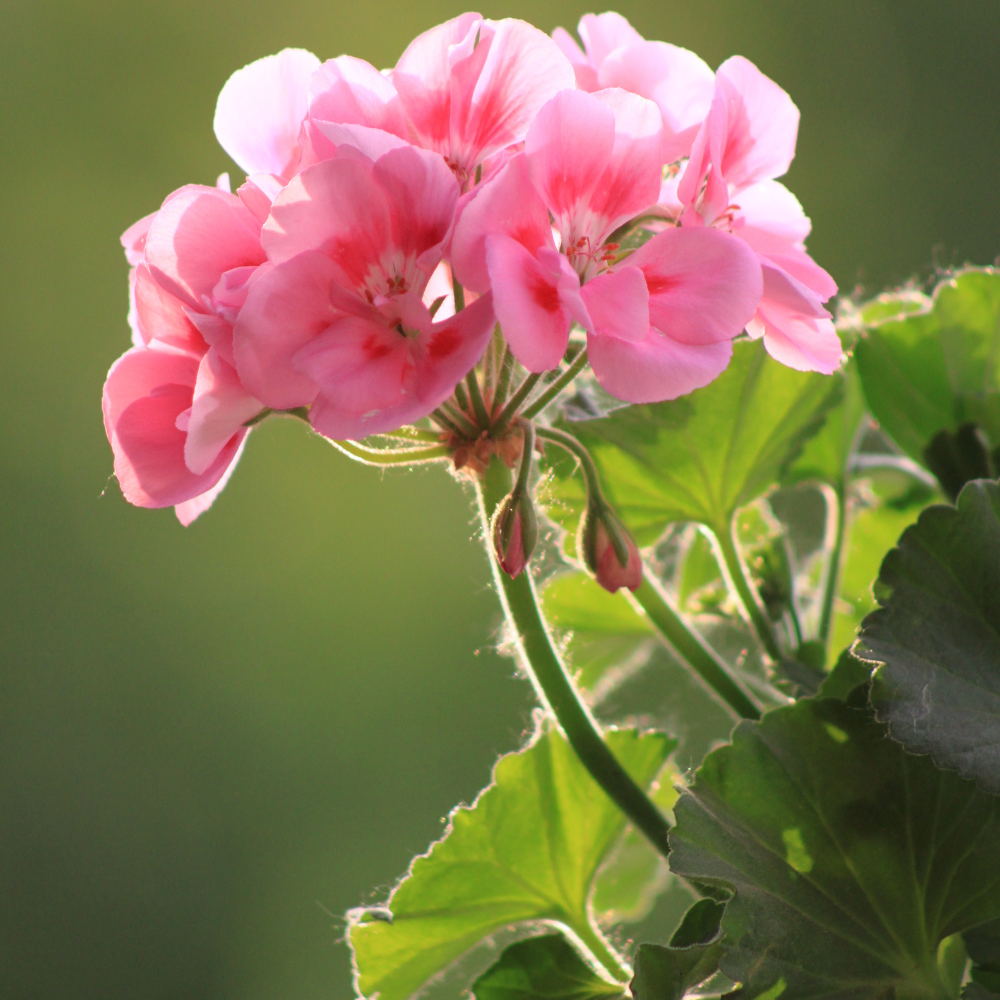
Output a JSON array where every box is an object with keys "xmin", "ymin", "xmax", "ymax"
[{"xmin": 477, "ymin": 456, "xmax": 671, "ymax": 858}]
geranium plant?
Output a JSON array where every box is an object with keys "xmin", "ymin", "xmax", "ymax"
[{"xmin": 103, "ymin": 11, "xmax": 1000, "ymax": 999}]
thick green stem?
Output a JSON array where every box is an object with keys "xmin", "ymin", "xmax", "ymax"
[
  {"xmin": 520, "ymin": 349, "xmax": 590, "ymax": 420},
  {"xmin": 478, "ymin": 458, "xmax": 671, "ymax": 858},
  {"xmin": 567, "ymin": 918, "xmax": 630, "ymax": 982},
  {"xmin": 629, "ymin": 579, "xmax": 761, "ymax": 720},
  {"xmin": 713, "ymin": 525, "xmax": 783, "ymax": 662},
  {"xmin": 440, "ymin": 400, "xmax": 480, "ymax": 439}
]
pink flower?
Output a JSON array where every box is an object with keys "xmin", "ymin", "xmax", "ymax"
[
  {"xmin": 552, "ymin": 12, "xmax": 715, "ymax": 161},
  {"xmin": 234, "ymin": 145, "xmax": 496, "ymax": 439},
  {"xmin": 671, "ymin": 57, "xmax": 842, "ymax": 373},
  {"xmin": 391, "ymin": 13, "xmax": 575, "ymax": 183},
  {"xmin": 452, "ymin": 88, "xmax": 761, "ymax": 402},
  {"xmin": 214, "ymin": 48, "xmax": 321, "ymax": 183},
  {"xmin": 105, "ymin": 184, "xmax": 268, "ymax": 523}
]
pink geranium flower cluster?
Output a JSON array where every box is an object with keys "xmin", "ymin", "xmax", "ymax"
[{"xmin": 104, "ymin": 11, "xmax": 840, "ymax": 523}]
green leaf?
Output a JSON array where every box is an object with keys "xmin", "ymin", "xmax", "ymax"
[
  {"xmin": 540, "ymin": 341, "xmax": 842, "ymax": 546},
  {"xmin": 785, "ymin": 360, "xmax": 867, "ymax": 489},
  {"xmin": 591, "ymin": 764, "xmax": 681, "ymax": 926},
  {"xmin": 629, "ymin": 900, "xmax": 726, "ymax": 1000},
  {"xmin": 817, "ymin": 649, "xmax": 872, "ymax": 700},
  {"xmin": 854, "ymin": 268, "xmax": 1000, "ymax": 465},
  {"xmin": 965, "ymin": 918, "xmax": 1000, "ymax": 993},
  {"xmin": 856, "ymin": 480, "xmax": 1000, "ymax": 794},
  {"xmin": 830, "ymin": 478, "xmax": 929, "ymax": 657},
  {"xmin": 541, "ymin": 573, "xmax": 655, "ymax": 691},
  {"xmin": 472, "ymin": 935, "xmax": 626, "ymax": 1000},
  {"xmin": 349, "ymin": 728, "xmax": 674, "ymax": 1000},
  {"xmin": 668, "ymin": 696, "xmax": 1000, "ymax": 1000}
]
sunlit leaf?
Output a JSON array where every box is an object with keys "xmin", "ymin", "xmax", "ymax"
[
  {"xmin": 784, "ymin": 361, "xmax": 866, "ymax": 489},
  {"xmin": 539, "ymin": 341, "xmax": 842, "ymax": 546},
  {"xmin": 669, "ymin": 696, "xmax": 1000, "ymax": 1000},
  {"xmin": 855, "ymin": 268, "xmax": 1000, "ymax": 466},
  {"xmin": 591, "ymin": 765, "xmax": 681, "ymax": 926},
  {"xmin": 349, "ymin": 728, "xmax": 674, "ymax": 1000},
  {"xmin": 629, "ymin": 899, "xmax": 726, "ymax": 1000},
  {"xmin": 541, "ymin": 573, "xmax": 655, "ymax": 691},
  {"xmin": 472, "ymin": 935, "xmax": 626, "ymax": 1000},
  {"xmin": 856, "ymin": 479, "xmax": 1000, "ymax": 794}
]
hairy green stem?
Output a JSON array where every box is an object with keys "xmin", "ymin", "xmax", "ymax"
[
  {"xmin": 466, "ymin": 370, "xmax": 491, "ymax": 428},
  {"xmin": 713, "ymin": 525, "xmax": 783, "ymax": 662},
  {"xmin": 452, "ymin": 279, "xmax": 466, "ymax": 312},
  {"xmin": 478, "ymin": 458, "xmax": 672, "ymax": 858},
  {"xmin": 493, "ymin": 347, "xmax": 515, "ymax": 410},
  {"xmin": 817, "ymin": 483, "xmax": 847, "ymax": 647},
  {"xmin": 440, "ymin": 400, "xmax": 480, "ymax": 439},
  {"xmin": 491, "ymin": 372, "xmax": 543, "ymax": 435},
  {"xmin": 378, "ymin": 427, "xmax": 443, "ymax": 443},
  {"xmin": 330, "ymin": 441, "xmax": 451, "ymax": 466},
  {"xmin": 534, "ymin": 426, "xmax": 603, "ymax": 495},
  {"xmin": 521, "ymin": 350, "xmax": 590, "ymax": 420},
  {"xmin": 629, "ymin": 579, "xmax": 761, "ymax": 720}
]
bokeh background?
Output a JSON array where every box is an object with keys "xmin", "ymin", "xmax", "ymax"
[{"xmin": 2, "ymin": 1, "xmax": 999, "ymax": 998}]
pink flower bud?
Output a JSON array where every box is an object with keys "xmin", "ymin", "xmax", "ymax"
[
  {"xmin": 581, "ymin": 505, "xmax": 642, "ymax": 593},
  {"xmin": 492, "ymin": 491, "xmax": 538, "ymax": 579}
]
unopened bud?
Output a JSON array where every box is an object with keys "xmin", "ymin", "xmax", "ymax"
[
  {"xmin": 580, "ymin": 503, "xmax": 642, "ymax": 593},
  {"xmin": 492, "ymin": 490, "xmax": 538, "ymax": 579}
]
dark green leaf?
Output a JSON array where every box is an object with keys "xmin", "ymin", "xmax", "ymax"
[
  {"xmin": 966, "ymin": 918, "xmax": 1000, "ymax": 994},
  {"xmin": 472, "ymin": 935, "xmax": 626, "ymax": 1000},
  {"xmin": 855, "ymin": 269, "xmax": 1000, "ymax": 465},
  {"xmin": 817, "ymin": 649, "xmax": 872, "ymax": 700},
  {"xmin": 629, "ymin": 900, "xmax": 725, "ymax": 1000},
  {"xmin": 669, "ymin": 697, "xmax": 1000, "ymax": 1000},
  {"xmin": 539, "ymin": 341, "xmax": 842, "ymax": 546},
  {"xmin": 964, "ymin": 984, "xmax": 1000, "ymax": 1000},
  {"xmin": 856, "ymin": 480, "xmax": 1000, "ymax": 793},
  {"xmin": 349, "ymin": 728, "xmax": 673, "ymax": 1000}
]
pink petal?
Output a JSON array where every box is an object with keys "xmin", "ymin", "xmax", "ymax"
[
  {"xmin": 485, "ymin": 235, "xmax": 578, "ymax": 372},
  {"xmin": 625, "ymin": 227, "xmax": 763, "ymax": 345},
  {"xmin": 145, "ymin": 186, "xmax": 265, "ymax": 310},
  {"xmin": 184, "ymin": 348, "xmax": 264, "ymax": 475},
  {"xmin": 236, "ymin": 176, "xmax": 277, "ymax": 225},
  {"xmin": 732, "ymin": 180, "xmax": 811, "ymax": 248},
  {"xmin": 422, "ymin": 261, "xmax": 456, "ymax": 320},
  {"xmin": 711, "ymin": 56, "xmax": 800, "ymax": 192},
  {"xmin": 587, "ymin": 329, "xmax": 734, "ymax": 403},
  {"xmin": 121, "ymin": 212, "xmax": 156, "ymax": 266},
  {"xmin": 598, "ymin": 41, "xmax": 715, "ymax": 161},
  {"xmin": 587, "ymin": 89, "xmax": 664, "ymax": 238},
  {"xmin": 449, "ymin": 18, "xmax": 576, "ymax": 172},
  {"xmin": 393, "ymin": 12, "xmax": 482, "ymax": 156},
  {"xmin": 132, "ymin": 264, "xmax": 206, "ymax": 352},
  {"xmin": 213, "ymin": 48, "xmax": 320, "ymax": 178},
  {"xmin": 310, "ymin": 120, "xmax": 411, "ymax": 160},
  {"xmin": 580, "ymin": 267, "xmax": 649, "ymax": 342},
  {"xmin": 751, "ymin": 260, "xmax": 842, "ymax": 374},
  {"xmin": 525, "ymin": 90, "xmax": 615, "ymax": 230},
  {"xmin": 451, "ymin": 152, "xmax": 554, "ymax": 293},
  {"xmin": 372, "ymin": 145, "xmax": 459, "ymax": 279},
  {"xmin": 551, "ymin": 27, "xmax": 598, "ymax": 91},
  {"xmin": 263, "ymin": 156, "xmax": 391, "ymax": 288},
  {"xmin": 762, "ymin": 247, "xmax": 838, "ymax": 303},
  {"xmin": 233, "ymin": 250, "xmax": 343, "ymax": 409},
  {"xmin": 755, "ymin": 306, "xmax": 843, "ymax": 375},
  {"xmin": 308, "ymin": 55, "xmax": 408, "ymax": 137},
  {"xmin": 103, "ymin": 344, "xmax": 200, "ymax": 440},
  {"xmin": 577, "ymin": 12, "xmax": 644, "ymax": 67},
  {"xmin": 174, "ymin": 435, "xmax": 248, "ymax": 526},
  {"xmin": 293, "ymin": 315, "xmax": 413, "ymax": 415}
]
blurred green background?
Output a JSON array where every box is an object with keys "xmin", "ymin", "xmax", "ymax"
[{"xmin": 1, "ymin": 1, "xmax": 998, "ymax": 998}]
